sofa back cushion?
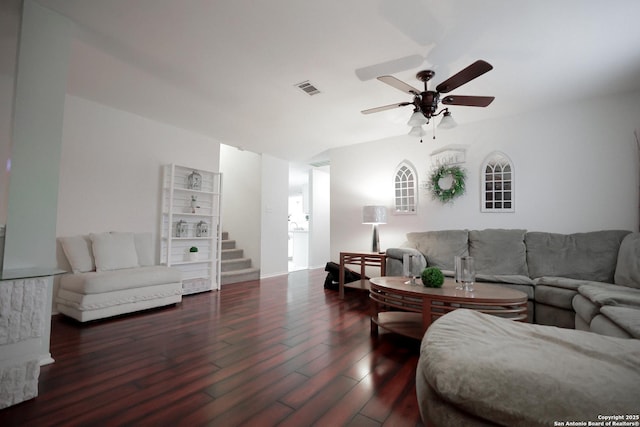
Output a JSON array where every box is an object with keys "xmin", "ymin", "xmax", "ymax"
[
  {"xmin": 59, "ymin": 235, "xmax": 96, "ymax": 273},
  {"xmin": 134, "ymin": 232, "xmax": 155, "ymax": 266},
  {"xmin": 406, "ymin": 230, "xmax": 468, "ymax": 270},
  {"xmin": 90, "ymin": 232, "xmax": 140, "ymax": 272},
  {"xmin": 525, "ymin": 230, "xmax": 630, "ymax": 281},
  {"xmin": 469, "ymin": 229, "xmax": 528, "ymax": 276},
  {"xmin": 614, "ymin": 232, "xmax": 640, "ymax": 289}
]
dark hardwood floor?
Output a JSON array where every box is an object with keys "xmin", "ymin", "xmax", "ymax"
[{"xmin": 0, "ymin": 268, "xmax": 424, "ymax": 427}]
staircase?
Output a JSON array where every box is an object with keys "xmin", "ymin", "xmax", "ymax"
[{"xmin": 220, "ymin": 231, "xmax": 260, "ymax": 285}]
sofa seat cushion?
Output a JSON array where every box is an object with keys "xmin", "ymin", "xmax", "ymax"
[
  {"xmin": 534, "ymin": 277, "xmax": 612, "ymax": 309},
  {"xmin": 476, "ymin": 274, "xmax": 533, "ymax": 285},
  {"xmin": 406, "ymin": 230, "xmax": 468, "ymax": 270},
  {"xmin": 578, "ymin": 284, "xmax": 640, "ymax": 308},
  {"xmin": 418, "ymin": 309, "xmax": 640, "ymax": 426},
  {"xmin": 599, "ymin": 306, "xmax": 640, "ymax": 338},
  {"xmin": 534, "ymin": 285, "xmax": 577, "ymax": 310},
  {"xmin": 57, "ymin": 282, "xmax": 182, "ymax": 311},
  {"xmin": 59, "ymin": 266, "xmax": 182, "ymax": 294},
  {"xmin": 525, "ymin": 230, "xmax": 630, "ymax": 281},
  {"xmin": 468, "ymin": 229, "xmax": 528, "ymax": 276},
  {"xmin": 533, "ymin": 276, "xmax": 611, "ymax": 291}
]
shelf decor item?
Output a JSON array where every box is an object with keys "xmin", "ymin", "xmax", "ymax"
[
  {"xmin": 176, "ymin": 220, "xmax": 188, "ymax": 237},
  {"xmin": 188, "ymin": 246, "xmax": 199, "ymax": 261},
  {"xmin": 427, "ymin": 164, "xmax": 466, "ymax": 203},
  {"xmin": 459, "ymin": 256, "xmax": 476, "ymax": 291},
  {"xmin": 187, "ymin": 170, "xmax": 202, "ymax": 190},
  {"xmin": 190, "ymin": 195, "xmax": 199, "ymax": 213},
  {"xmin": 196, "ymin": 220, "xmax": 209, "ymax": 237},
  {"xmin": 421, "ymin": 267, "xmax": 445, "ymax": 288}
]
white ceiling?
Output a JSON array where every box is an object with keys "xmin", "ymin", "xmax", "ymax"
[{"xmin": 34, "ymin": 0, "xmax": 640, "ymax": 163}]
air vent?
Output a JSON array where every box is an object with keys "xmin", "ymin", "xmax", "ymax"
[
  {"xmin": 295, "ymin": 80, "xmax": 321, "ymax": 96},
  {"xmin": 309, "ymin": 160, "xmax": 330, "ymax": 168}
]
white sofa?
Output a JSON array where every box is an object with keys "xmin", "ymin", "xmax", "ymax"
[{"xmin": 57, "ymin": 232, "xmax": 182, "ymax": 322}]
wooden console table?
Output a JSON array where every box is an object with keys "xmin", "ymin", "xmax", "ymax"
[
  {"xmin": 369, "ymin": 276, "xmax": 528, "ymax": 339},
  {"xmin": 338, "ymin": 251, "xmax": 386, "ymax": 299}
]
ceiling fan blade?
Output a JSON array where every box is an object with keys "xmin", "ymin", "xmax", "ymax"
[
  {"xmin": 441, "ymin": 95, "xmax": 495, "ymax": 107},
  {"xmin": 355, "ymin": 54, "xmax": 424, "ymax": 81},
  {"xmin": 435, "ymin": 60, "xmax": 493, "ymax": 93},
  {"xmin": 377, "ymin": 75, "xmax": 421, "ymax": 95},
  {"xmin": 361, "ymin": 102, "xmax": 412, "ymax": 114}
]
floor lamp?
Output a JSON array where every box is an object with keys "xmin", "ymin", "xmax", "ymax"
[{"xmin": 362, "ymin": 205, "xmax": 387, "ymax": 253}]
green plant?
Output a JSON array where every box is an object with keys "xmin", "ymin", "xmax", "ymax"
[
  {"xmin": 189, "ymin": 246, "xmax": 198, "ymax": 253},
  {"xmin": 421, "ymin": 267, "xmax": 444, "ymax": 288}
]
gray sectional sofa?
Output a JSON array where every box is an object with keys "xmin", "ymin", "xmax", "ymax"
[{"xmin": 386, "ymin": 228, "xmax": 640, "ymax": 338}]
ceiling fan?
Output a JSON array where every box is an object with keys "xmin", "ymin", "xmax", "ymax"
[{"xmin": 361, "ymin": 60, "xmax": 495, "ymax": 134}]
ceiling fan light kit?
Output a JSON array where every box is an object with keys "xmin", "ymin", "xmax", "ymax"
[
  {"xmin": 437, "ymin": 110, "xmax": 457, "ymax": 129},
  {"xmin": 408, "ymin": 126, "xmax": 427, "ymax": 137},
  {"xmin": 362, "ymin": 60, "xmax": 495, "ymax": 141},
  {"xmin": 407, "ymin": 108, "xmax": 429, "ymax": 126}
]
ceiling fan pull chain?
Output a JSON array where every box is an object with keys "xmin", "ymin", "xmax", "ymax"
[{"xmin": 432, "ymin": 119, "xmax": 436, "ymax": 140}]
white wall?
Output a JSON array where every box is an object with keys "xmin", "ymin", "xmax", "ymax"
[
  {"xmin": 261, "ymin": 154, "xmax": 289, "ymax": 277},
  {"xmin": 219, "ymin": 144, "xmax": 261, "ymax": 270},
  {"xmin": 330, "ymin": 90, "xmax": 640, "ymax": 262},
  {"xmin": 309, "ymin": 168, "xmax": 330, "ymax": 269},
  {"xmin": 57, "ymin": 95, "xmax": 221, "ymax": 262}
]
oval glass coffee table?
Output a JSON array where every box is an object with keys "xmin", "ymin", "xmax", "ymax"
[{"xmin": 369, "ymin": 276, "xmax": 528, "ymax": 340}]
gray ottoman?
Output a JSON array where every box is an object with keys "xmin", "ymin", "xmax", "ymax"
[{"xmin": 416, "ymin": 309, "xmax": 640, "ymax": 426}]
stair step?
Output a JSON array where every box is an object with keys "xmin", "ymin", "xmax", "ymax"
[
  {"xmin": 221, "ymin": 257, "xmax": 252, "ymax": 272},
  {"xmin": 222, "ymin": 248, "xmax": 243, "ymax": 260},
  {"xmin": 221, "ymin": 231, "xmax": 229, "ymax": 240},
  {"xmin": 221, "ymin": 267, "xmax": 260, "ymax": 285},
  {"xmin": 221, "ymin": 239, "xmax": 236, "ymax": 250}
]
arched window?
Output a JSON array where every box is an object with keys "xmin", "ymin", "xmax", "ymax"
[
  {"xmin": 481, "ymin": 152, "xmax": 514, "ymax": 212},
  {"xmin": 394, "ymin": 160, "xmax": 417, "ymax": 214}
]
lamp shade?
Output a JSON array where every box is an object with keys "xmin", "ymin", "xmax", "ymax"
[
  {"xmin": 438, "ymin": 111, "xmax": 457, "ymax": 129},
  {"xmin": 407, "ymin": 110, "xmax": 428, "ymax": 127},
  {"xmin": 408, "ymin": 126, "xmax": 426, "ymax": 137},
  {"xmin": 362, "ymin": 205, "xmax": 387, "ymax": 224}
]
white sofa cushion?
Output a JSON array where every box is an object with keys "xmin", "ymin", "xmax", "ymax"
[
  {"xmin": 134, "ymin": 232, "xmax": 154, "ymax": 266},
  {"xmin": 90, "ymin": 232, "xmax": 139, "ymax": 272},
  {"xmin": 59, "ymin": 235, "xmax": 95, "ymax": 273},
  {"xmin": 57, "ymin": 282, "xmax": 183, "ymax": 311},
  {"xmin": 59, "ymin": 265, "xmax": 182, "ymax": 294}
]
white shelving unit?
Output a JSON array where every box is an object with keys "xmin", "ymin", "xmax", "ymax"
[{"xmin": 161, "ymin": 164, "xmax": 222, "ymax": 294}]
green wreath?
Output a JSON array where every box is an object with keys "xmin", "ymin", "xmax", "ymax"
[{"xmin": 428, "ymin": 164, "xmax": 466, "ymax": 203}]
